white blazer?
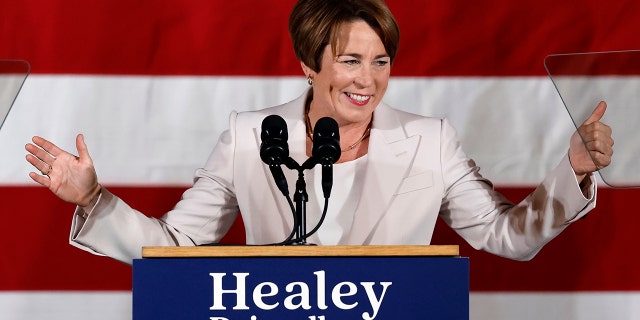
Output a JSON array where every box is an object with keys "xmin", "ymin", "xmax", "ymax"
[{"xmin": 70, "ymin": 91, "xmax": 596, "ymax": 264}]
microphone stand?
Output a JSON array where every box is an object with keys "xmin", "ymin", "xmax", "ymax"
[
  {"xmin": 293, "ymin": 170, "xmax": 308, "ymax": 245},
  {"xmin": 256, "ymin": 115, "xmax": 339, "ymax": 246},
  {"xmin": 284, "ymin": 157, "xmax": 317, "ymax": 245}
]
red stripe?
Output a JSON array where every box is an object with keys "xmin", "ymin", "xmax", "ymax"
[
  {"xmin": 0, "ymin": 185, "xmax": 637, "ymax": 291},
  {"xmin": 0, "ymin": 186, "xmax": 244, "ymax": 291},
  {"xmin": 435, "ymin": 187, "xmax": 640, "ymax": 292},
  {"xmin": 2, "ymin": 0, "xmax": 639, "ymax": 76},
  {"xmin": 544, "ymin": 51, "xmax": 640, "ymax": 76},
  {"xmin": 0, "ymin": 60, "xmax": 30, "ymax": 74}
]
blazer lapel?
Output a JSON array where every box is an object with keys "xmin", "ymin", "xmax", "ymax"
[{"xmin": 345, "ymin": 104, "xmax": 419, "ymax": 244}]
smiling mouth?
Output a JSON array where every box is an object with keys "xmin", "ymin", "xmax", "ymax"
[{"xmin": 345, "ymin": 92, "xmax": 371, "ymax": 105}]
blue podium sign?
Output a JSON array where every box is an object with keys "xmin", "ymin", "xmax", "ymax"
[{"xmin": 133, "ymin": 246, "xmax": 468, "ymax": 320}]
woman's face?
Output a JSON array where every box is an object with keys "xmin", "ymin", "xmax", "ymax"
[{"xmin": 305, "ymin": 20, "xmax": 391, "ymax": 126}]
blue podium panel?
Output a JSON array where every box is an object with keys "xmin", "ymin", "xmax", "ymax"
[{"xmin": 133, "ymin": 256, "xmax": 469, "ymax": 320}]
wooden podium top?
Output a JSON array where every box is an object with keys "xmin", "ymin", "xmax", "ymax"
[{"xmin": 142, "ymin": 245, "xmax": 459, "ymax": 258}]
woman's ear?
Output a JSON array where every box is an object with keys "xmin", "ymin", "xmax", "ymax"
[
  {"xmin": 300, "ymin": 61, "xmax": 315, "ymax": 85},
  {"xmin": 300, "ymin": 61, "xmax": 313, "ymax": 78}
]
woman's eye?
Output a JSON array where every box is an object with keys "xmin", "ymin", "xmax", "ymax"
[
  {"xmin": 375, "ymin": 60, "xmax": 389, "ymax": 67},
  {"xmin": 343, "ymin": 59, "xmax": 359, "ymax": 65}
]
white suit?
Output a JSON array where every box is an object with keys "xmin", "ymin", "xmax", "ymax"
[{"xmin": 71, "ymin": 91, "xmax": 596, "ymax": 264}]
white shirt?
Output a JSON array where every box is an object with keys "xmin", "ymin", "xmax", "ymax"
[{"xmin": 306, "ymin": 155, "xmax": 369, "ymax": 245}]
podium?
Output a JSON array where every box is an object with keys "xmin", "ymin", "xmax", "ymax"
[{"xmin": 133, "ymin": 245, "xmax": 469, "ymax": 319}]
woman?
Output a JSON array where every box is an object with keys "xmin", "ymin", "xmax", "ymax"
[{"xmin": 25, "ymin": 0, "xmax": 613, "ymax": 265}]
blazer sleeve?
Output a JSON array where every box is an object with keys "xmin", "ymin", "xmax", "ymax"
[
  {"xmin": 437, "ymin": 119, "xmax": 596, "ymax": 261},
  {"xmin": 69, "ymin": 112, "xmax": 242, "ymax": 265}
]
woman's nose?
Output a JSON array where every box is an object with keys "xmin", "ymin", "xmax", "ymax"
[{"xmin": 353, "ymin": 65, "xmax": 374, "ymax": 88}]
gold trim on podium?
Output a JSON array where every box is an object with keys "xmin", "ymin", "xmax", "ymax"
[{"xmin": 142, "ymin": 245, "xmax": 459, "ymax": 258}]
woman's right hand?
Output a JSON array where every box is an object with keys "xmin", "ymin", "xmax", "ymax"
[{"xmin": 25, "ymin": 134, "xmax": 101, "ymax": 211}]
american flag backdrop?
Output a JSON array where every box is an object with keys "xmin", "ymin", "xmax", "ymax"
[{"xmin": 1, "ymin": 1, "xmax": 640, "ymax": 319}]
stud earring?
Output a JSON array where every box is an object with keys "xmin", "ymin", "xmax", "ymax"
[{"xmin": 307, "ymin": 76, "xmax": 313, "ymax": 86}]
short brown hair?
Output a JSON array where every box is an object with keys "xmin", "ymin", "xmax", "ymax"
[{"xmin": 289, "ymin": 0, "xmax": 400, "ymax": 72}]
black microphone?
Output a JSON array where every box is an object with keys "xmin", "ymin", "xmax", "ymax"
[
  {"xmin": 260, "ymin": 115, "xmax": 290, "ymax": 196},
  {"xmin": 312, "ymin": 117, "xmax": 341, "ymax": 164},
  {"xmin": 260, "ymin": 115, "xmax": 289, "ymax": 165},
  {"xmin": 312, "ymin": 117, "xmax": 341, "ymax": 199}
]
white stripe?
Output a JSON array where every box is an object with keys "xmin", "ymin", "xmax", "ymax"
[
  {"xmin": 2, "ymin": 291, "xmax": 639, "ymax": 319},
  {"xmin": 471, "ymin": 292, "xmax": 640, "ymax": 320},
  {"xmin": 1, "ymin": 75, "xmax": 621, "ymax": 185},
  {"xmin": 0, "ymin": 291, "xmax": 131, "ymax": 320}
]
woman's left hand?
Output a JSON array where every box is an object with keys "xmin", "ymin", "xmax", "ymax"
[{"xmin": 569, "ymin": 101, "xmax": 614, "ymax": 180}]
